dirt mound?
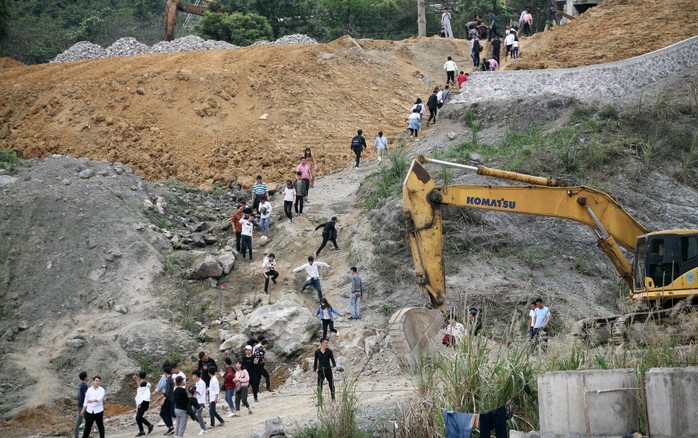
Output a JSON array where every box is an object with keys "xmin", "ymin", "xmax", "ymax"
[
  {"xmin": 0, "ymin": 36, "xmax": 471, "ymax": 188},
  {"xmin": 0, "ymin": 57, "xmax": 24, "ymax": 70},
  {"xmin": 510, "ymin": 0, "xmax": 698, "ymax": 70}
]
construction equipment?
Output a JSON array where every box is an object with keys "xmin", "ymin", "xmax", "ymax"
[
  {"xmin": 390, "ymin": 156, "xmax": 698, "ymax": 367},
  {"xmin": 164, "ymin": 0, "xmax": 212, "ymax": 41}
]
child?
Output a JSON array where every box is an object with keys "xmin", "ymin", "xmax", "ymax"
[
  {"xmin": 512, "ymin": 36, "xmax": 520, "ymax": 60},
  {"xmin": 456, "ymin": 71, "xmax": 469, "ymax": 90}
]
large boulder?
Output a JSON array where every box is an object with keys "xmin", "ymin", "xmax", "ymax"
[
  {"xmin": 242, "ymin": 297, "xmax": 317, "ymax": 357},
  {"xmin": 217, "ymin": 252, "xmax": 236, "ymax": 275},
  {"xmin": 191, "ymin": 254, "xmax": 223, "ymax": 279}
]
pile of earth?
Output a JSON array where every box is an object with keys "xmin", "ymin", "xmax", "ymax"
[
  {"xmin": 509, "ymin": 0, "xmax": 698, "ymax": 70},
  {"xmin": 0, "ymin": 37, "xmax": 472, "ymax": 188}
]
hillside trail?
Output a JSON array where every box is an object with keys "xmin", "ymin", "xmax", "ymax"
[{"xmin": 104, "ymin": 153, "xmax": 414, "ymax": 438}]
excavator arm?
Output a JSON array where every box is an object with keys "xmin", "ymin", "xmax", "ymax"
[{"xmin": 403, "ymin": 156, "xmax": 647, "ymax": 312}]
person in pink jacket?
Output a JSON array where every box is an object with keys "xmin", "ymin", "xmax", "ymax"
[{"xmin": 232, "ymin": 360, "xmax": 252, "ymax": 416}]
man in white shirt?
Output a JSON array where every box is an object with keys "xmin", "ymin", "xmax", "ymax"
[
  {"xmin": 192, "ymin": 370, "xmax": 208, "ymax": 434},
  {"xmin": 207, "ymin": 368, "xmax": 225, "ymax": 427},
  {"xmin": 441, "ymin": 9, "xmax": 453, "ymax": 38},
  {"xmin": 133, "ymin": 371, "xmax": 154, "ymax": 436},
  {"xmin": 293, "ymin": 256, "xmax": 330, "ymax": 301},
  {"xmin": 81, "ymin": 376, "xmax": 105, "ymax": 438},
  {"xmin": 239, "ymin": 214, "xmax": 255, "ymax": 262},
  {"xmin": 171, "ymin": 362, "xmax": 186, "ymax": 387},
  {"xmin": 443, "ymin": 56, "xmax": 458, "ymax": 86},
  {"xmin": 532, "ymin": 298, "xmax": 551, "ymax": 347},
  {"xmin": 262, "ymin": 253, "xmax": 279, "ymax": 294}
]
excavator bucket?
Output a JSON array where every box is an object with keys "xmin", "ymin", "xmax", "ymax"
[
  {"xmin": 389, "ymin": 159, "xmax": 447, "ymax": 369},
  {"xmin": 389, "ymin": 307, "xmax": 444, "ymax": 369}
]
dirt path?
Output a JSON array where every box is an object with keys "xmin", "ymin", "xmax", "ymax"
[{"xmin": 100, "ymin": 156, "xmax": 414, "ymax": 438}]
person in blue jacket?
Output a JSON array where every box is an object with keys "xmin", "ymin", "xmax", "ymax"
[{"xmin": 314, "ymin": 298, "xmax": 343, "ymax": 339}]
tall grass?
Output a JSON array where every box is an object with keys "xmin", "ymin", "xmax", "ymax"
[
  {"xmin": 361, "ymin": 147, "xmax": 410, "ymax": 210},
  {"xmin": 395, "ymin": 316, "xmax": 698, "ymax": 436},
  {"xmin": 296, "ymin": 378, "xmax": 369, "ymax": 438}
]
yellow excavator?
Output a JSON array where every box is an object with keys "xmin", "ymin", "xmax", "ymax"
[{"xmin": 389, "ymin": 156, "xmax": 698, "ymax": 367}]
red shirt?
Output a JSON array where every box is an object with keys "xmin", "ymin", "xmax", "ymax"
[{"xmin": 457, "ymin": 74, "xmax": 468, "ymax": 89}]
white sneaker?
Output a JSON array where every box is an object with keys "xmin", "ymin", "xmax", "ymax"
[{"xmin": 198, "ymin": 429, "xmax": 208, "ymax": 435}]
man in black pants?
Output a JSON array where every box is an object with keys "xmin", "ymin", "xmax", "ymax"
[
  {"xmin": 350, "ymin": 129, "xmax": 367, "ymax": 169},
  {"xmin": 314, "ymin": 338, "xmax": 337, "ymax": 402},
  {"xmin": 252, "ymin": 338, "xmax": 271, "ymax": 401},
  {"xmin": 262, "ymin": 253, "xmax": 279, "ymax": 294},
  {"xmin": 491, "ymin": 35, "xmax": 501, "ymax": 64},
  {"xmin": 315, "ymin": 217, "xmax": 339, "ymax": 257}
]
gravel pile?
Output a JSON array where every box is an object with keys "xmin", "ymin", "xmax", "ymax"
[
  {"xmin": 51, "ymin": 42, "xmax": 107, "ymax": 63},
  {"xmin": 106, "ymin": 37, "xmax": 151, "ymax": 57},
  {"xmin": 51, "ymin": 34, "xmax": 317, "ymax": 63},
  {"xmin": 271, "ymin": 34, "xmax": 318, "ymax": 46}
]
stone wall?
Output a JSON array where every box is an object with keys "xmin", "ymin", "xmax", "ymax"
[{"xmin": 451, "ymin": 36, "xmax": 698, "ymax": 105}]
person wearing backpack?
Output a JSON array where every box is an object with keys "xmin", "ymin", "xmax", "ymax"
[
  {"xmin": 427, "ymin": 88, "xmax": 439, "ymax": 126},
  {"xmin": 350, "ymin": 129, "xmax": 367, "ymax": 169},
  {"xmin": 411, "ymin": 98, "xmax": 425, "ymax": 121},
  {"xmin": 471, "ymin": 36, "xmax": 483, "ymax": 68}
]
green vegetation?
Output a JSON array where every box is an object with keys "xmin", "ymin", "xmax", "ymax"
[
  {"xmin": 397, "ymin": 328, "xmax": 698, "ymax": 436},
  {"xmin": 0, "ymin": 148, "xmax": 21, "ymax": 173},
  {"xmin": 361, "ymin": 147, "xmax": 409, "ymax": 210},
  {"xmin": 196, "ymin": 11, "xmax": 273, "ymax": 46},
  {"xmin": 131, "ymin": 351, "xmax": 184, "ymax": 375}
]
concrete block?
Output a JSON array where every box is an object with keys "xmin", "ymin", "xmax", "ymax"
[
  {"xmin": 646, "ymin": 366, "xmax": 698, "ymax": 438},
  {"xmin": 538, "ymin": 369, "xmax": 638, "ymax": 438}
]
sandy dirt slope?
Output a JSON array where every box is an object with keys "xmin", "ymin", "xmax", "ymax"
[
  {"xmin": 508, "ymin": 0, "xmax": 698, "ymax": 70},
  {"xmin": 0, "ymin": 37, "xmax": 471, "ymax": 188}
]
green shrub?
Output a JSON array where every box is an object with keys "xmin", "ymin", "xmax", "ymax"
[
  {"xmin": 361, "ymin": 148, "xmax": 409, "ymax": 210},
  {"xmin": 0, "ymin": 148, "xmax": 21, "ymax": 173},
  {"xmin": 196, "ymin": 11, "xmax": 273, "ymax": 46}
]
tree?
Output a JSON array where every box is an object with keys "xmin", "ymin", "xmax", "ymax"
[
  {"xmin": 195, "ymin": 11, "xmax": 273, "ymax": 46},
  {"xmin": 0, "ymin": 0, "xmax": 9, "ymax": 40}
]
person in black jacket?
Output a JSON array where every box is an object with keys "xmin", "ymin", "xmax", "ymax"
[
  {"xmin": 314, "ymin": 338, "xmax": 337, "ymax": 402},
  {"xmin": 350, "ymin": 129, "xmax": 367, "ymax": 169},
  {"xmin": 427, "ymin": 88, "xmax": 439, "ymax": 125},
  {"xmin": 197, "ymin": 352, "xmax": 217, "ymax": 387},
  {"xmin": 491, "ymin": 34, "xmax": 501, "ymax": 64},
  {"xmin": 315, "ymin": 217, "xmax": 339, "ymax": 257}
]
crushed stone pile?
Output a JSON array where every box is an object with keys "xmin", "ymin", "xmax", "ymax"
[
  {"xmin": 51, "ymin": 34, "xmax": 318, "ymax": 63},
  {"xmin": 51, "ymin": 41, "xmax": 107, "ymax": 63},
  {"xmin": 105, "ymin": 37, "xmax": 152, "ymax": 57}
]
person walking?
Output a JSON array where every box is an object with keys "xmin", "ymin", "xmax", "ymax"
[
  {"xmin": 293, "ymin": 256, "xmax": 331, "ymax": 301},
  {"xmin": 207, "ymin": 368, "xmax": 225, "ymax": 428},
  {"xmin": 531, "ymin": 298, "xmax": 551, "ymax": 349},
  {"xmin": 504, "ymin": 31, "xmax": 515, "ymax": 60},
  {"xmin": 407, "ymin": 109, "xmax": 421, "ymax": 138},
  {"xmin": 133, "ymin": 371, "xmax": 154, "ymax": 436},
  {"xmin": 223, "ymin": 358, "xmax": 236, "ymax": 416},
  {"xmin": 252, "ymin": 338, "xmax": 271, "ymax": 398},
  {"xmin": 427, "ymin": 88, "xmax": 439, "ymax": 125},
  {"xmin": 241, "ymin": 346, "xmax": 258, "ymax": 401},
  {"xmin": 444, "ymin": 56, "xmax": 458, "ymax": 86},
  {"xmin": 250, "ymin": 175, "xmax": 268, "ymax": 213},
  {"xmin": 292, "ymin": 171, "xmax": 307, "ymax": 216},
  {"xmin": 262, "ymin": 253, "xmax": 279, "ymax": 294},
  {"xmin": 314, "ymin": 338, "xmax": 337, "ymax": 403},
  {"xmin": 295, "ymin": 157, "xmax": 312, "ymax": 202},
  {"xmin": 172, "ymin": 376, "xmax": 189, "ymax": 437},
  {"xmin": 471, "ymin": 36, "xmax": 483, "ymax": 68},
  {"xmin": 314, "ymin": 216, "xmax": 339, "ymax": 257},
  {"xmin": 350, "ymin": 129, "xmax": 367, "ymax": 169},
  {"xmin": 304, "ymin": 148, "xmax": 316, "ymax": 189},
  {"xmin": 282, "ymin": 180, "xmax": 296, "ymax": 222},
  {"xmin": 411, "ymin": 98, "xmax": 425, "ymax": 121},
  {"xmin": 191, "ymin": 371, "xmax": 208, "ymax": 434},
  {"xmin": 231, "ymin": 202, "xmax": 246, "ymax": 253},
  {"xmin": 187, "ymin": 385, "xmax": 207, "ymax": 435},
  {"xmin": 521, "ymin": 8, "xmax": 533, "ymax": 37},
  {"xmin": 441, "ymin": 8, "xmax": 453, "ymax": 38},
  {"xmin": 528, "ymin": 302, "xmax": 536, "ymax": 339},
  {"xmin": 512, "ymin": 36, "xmax": 520, "ymax": 60},
  {"xmin": 491, "ymin": 34, "xmax": 502, "ymax": 64},
  {"xmin": 73, "ymin": 371, "xmax": 89, "ymax": 438},
  {"xmin": 314, "ymin": 298, "xmax": 343, "ymax": 339},
  {"xmin": 544, "ymin": 6, "xmax": 556, "ymax": 32},
  {"xmin": 239, "ymin": 212, "xmax": 255, "ymax": 262},
  {"xmin": 457, "ymin": 71, "xmax": 469, "ymax": 89},
  {"xmin": 348, "ymin": 267, "xmax": 364, "ymax": 319},
  {"xmin": 81, "ymin": 376, "xmax": 105, "ymax": 438},
  {"xmin": 233, "ymin": 360, "xmax": 252, "ymax": 415},
  {"xmin": 374, "ymin": 131, "xmax": 388, "ymax": 163},
  {"xmin": 441, "ymin": 85, "xmax": 452, "ymax": 106},
  {"xmin": 156, "ymin": 364, "xmax": 175, "ymax": 436},
  {"xmin": 258, "ymin": 195, "xmax": 272, "ymax": 241}
]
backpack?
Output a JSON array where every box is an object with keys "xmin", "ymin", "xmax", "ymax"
[
  {"xmin": 478, "ymin": 42, "xmax": 484, "ymax": 52},
  {"xmin": 351, "ymin": 136, "xmax": 363, "ymax": 149},
  {"xmin": 414, "ymin": 104, "xmax": 422, "ymax": 113},
  {"xmin": 260, "ymin": 207, "xmax": 268, "ymax": 215}
]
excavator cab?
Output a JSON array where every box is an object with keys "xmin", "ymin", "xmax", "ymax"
[{"xmin": 634, "ymin": 232, "xmax": 698, "ymax": 296}]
